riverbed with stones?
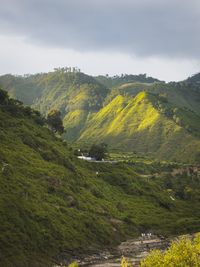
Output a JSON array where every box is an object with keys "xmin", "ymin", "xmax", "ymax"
[{"xmin": 79, "ymin": 235, "xmax": 170, "ymax": 267}]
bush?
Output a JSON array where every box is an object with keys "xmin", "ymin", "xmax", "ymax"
[
  {"xmin": 88, "ymin": 143, "xmax": 107, "ymax": 161},
  {"xmin": 121, "ymin": 256, "xmax": 133, "ymax": 267},
  {"xmin": 140, "ymin": 234, "xmax": 200, "ymax": 267},
  {"xmin": 68, "ymin": 261, "xmax": 79, "ymax": 267}
]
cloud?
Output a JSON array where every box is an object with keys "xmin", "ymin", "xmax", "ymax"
[
  {"xmin": 0, "ymin": 34, "xmax": 199, "ymax": 82},
  {"xmin": 0, "ymin": 0, "xmax": 200, "ymax": 59}
]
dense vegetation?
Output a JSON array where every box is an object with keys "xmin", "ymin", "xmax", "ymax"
[
  {"xmin": 140, "ymin": 234, "xmax": 200, "ymax": 267},
  {"xmin": 1, "ymin": 70, "xmax": 200, "ymax": 163},
  {"xmin": 79, "ymin": 91, "xmax": 200, "ymax": 163},
  {"xmin": 95, "ymin": 73, "xmax": 162, "ymax": 88},
  {"xmin": 0, "ymin": 70, "xmax": 108, "ymax": 142},
  {"xmin": 1, "ymin": 88, "xmax": 200, "ymax": 266}
]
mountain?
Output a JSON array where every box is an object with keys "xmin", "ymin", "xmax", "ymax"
[
  {"xmin": 0, "ymin": 70, "xmax": 108, "ymax": 141},
  {"xmin": 95, "ymin": 73, "xmax": 162, "ymax": 88},
  {"xmin": 79, "ymin": 91, "xmax": 200, "ymax": 163},
  {"xmin": 1, "ymin": 89, "xmax": 200, "ymax": 266},
  {"xmin": 0, "ymin": 70, "xmax": 200, "ymax": 163},
  {"xmin": 186, "ymin": 72, "xmax": 200, "ymax": 83}
]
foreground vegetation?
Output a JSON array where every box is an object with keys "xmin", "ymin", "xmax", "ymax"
[
  {"xmin": 140, "ymin": 234, "xmax": 200, "ymax": 266},
  {"xmin": 0, "ymin": 88, "xmax": 200, "ymax": 266},
  {"xmin": 121, "ymin": 234, "xmax": 200, "ymax": 267}
]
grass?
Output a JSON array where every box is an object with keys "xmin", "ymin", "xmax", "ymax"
[
  {"xmin": 78, "ymin": 92, "xmax": 200, "ymax": 163},
  {"xmin": 1, "ymin": 71, "xmax": 200, "ymax": 163},
  {"xmin": 1, "ymin": 91, "xmax": 200, "ymax": 266}
]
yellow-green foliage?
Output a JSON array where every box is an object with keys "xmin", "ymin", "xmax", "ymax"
[
  {"xmin": 140, "ymin": 234, "xmax": 200, "ymax": 267},
  {"xmin": 121, "ymin": 256, "xmax": 133, "ymax": 267},
  {"xmin": 68, "ymin": 261, "xmax": 79, "ymax": 267},
  {"xmin": 79, "ymin": 92, "xmax": 200, "ymax": 163}
]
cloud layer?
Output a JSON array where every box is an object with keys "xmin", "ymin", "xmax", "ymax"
[{"xmin": 0, "ymin": 0, "xmax": 200, "ymax": 59}]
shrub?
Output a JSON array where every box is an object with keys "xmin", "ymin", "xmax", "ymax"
[
  {"xmin": 121, "ymin": 256, "xmax": 133, "ymax": 267},
  {"xmin": 68, "ymin": 261, "xmax": 79, "ymax": 267},
  {"xmin": 140, "ymin": 234, "xmax": 200, "ymax": 267}
]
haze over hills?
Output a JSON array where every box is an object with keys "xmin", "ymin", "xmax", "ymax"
[{"xmin": 0, "ymin": 69, "xmax": 200, "ymax": 163}]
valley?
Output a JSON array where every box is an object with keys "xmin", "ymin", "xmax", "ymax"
[
  {"xmin": 0, "ymin": 70, "xmax": 200, "ymax": 266},
  {"xmin": 1, "ymin": 70, "xmax": 200, "ymax": 163},
  {"xmin": 1, "ymin": 0, "xmax": 200, "ymax": 265}
]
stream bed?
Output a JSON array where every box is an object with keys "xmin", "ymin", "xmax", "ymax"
[{"xmin": 79, "ymin": 235, "xmax": 170, "ymax": 267}]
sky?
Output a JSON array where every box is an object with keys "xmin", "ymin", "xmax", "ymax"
[{"xmin": 0, "ymin": 0, "xmax": 200, "ymax": 81}]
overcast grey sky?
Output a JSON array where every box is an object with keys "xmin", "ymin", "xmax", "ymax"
[{"xmin": 0, "ymin": 0, "xmax": 200, "ymax": 81}]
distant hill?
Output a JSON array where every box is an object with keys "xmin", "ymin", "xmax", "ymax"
[
  {"xmin": 95, "ymin": 73, "xmax": 162, "ymax": 88},
  {"xmin": 185, "ymin": 72, "xmax": 200, "ymax": 83},
  {"xmin": 0, "ymin": 69, "xmax": 200, "ymax": 163}
]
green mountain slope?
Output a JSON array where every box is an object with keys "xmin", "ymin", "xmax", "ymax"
[
  {"xmin": 1, "ymin": 89, "xmax": 200, "ymax": 266},
  {"xmin": 79, "ymin": 92, "xmax": 200, "ymax": 163},
  {"xmin": 0, "ymin": 71, "xmax": 108, "ymax": 141},
  {"xmin": 105, "ymin": 81, "xmax": 200, "ymax": 114},
  {"xmin": 95, "ymin": 73, "xmax": 161, "ymax": 88},
  {"xmin": 1, "ymin": 70, "xmax": 200, "ymax": 163}
]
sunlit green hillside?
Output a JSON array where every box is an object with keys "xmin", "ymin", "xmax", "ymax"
[
  {"xmin": 1, "ymin": 89, "xmax": 200, "ymax": 266},
  {"xmin": 79, "ymin": 91, "xmax": 200, "ymax": 163},
  {"xmin": 0, "ymin": 70, "xmax": 200, "ymax": 163},
  {"xmin": 0, "ymin": 70, "xmax": 108, "ymax": 141}
]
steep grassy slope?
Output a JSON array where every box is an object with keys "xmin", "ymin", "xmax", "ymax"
[
  {"xmin": 1, "ymin": 71, "xmax": 200, "ymax": 163},
  {"xmin": 105, "ymin": 81, "xmax": 200, "ymax": 114},
  {"xmin": 0, "ymin": 71, "xmax": 108, "ymax": 141},
  {"xmin": 0, "ymin": 74, "xmax": 43, "ymax": 105},
  {"xmin": 1, "ymin": 89, "xmax": 200, "ymax": 266},
  {"xmin": 79, "ymin": 92, "xmax": 200, "ymax": 163}
]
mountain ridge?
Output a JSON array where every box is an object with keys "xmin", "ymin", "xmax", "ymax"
[{"xmin": 1, "ymin": 70, "xmax": 200, "ymax": 163}]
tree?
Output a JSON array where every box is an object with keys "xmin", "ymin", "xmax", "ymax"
[
  {"xmin": 88, "ymin": 143, "xmax": 107, "ymax": 161},
  {"xmin": 47, "ymin": 109, "xmax": 64, "ymax": 134},
  {"xmin": 0, "ymin": 88, "xmax": 8, "ymax": 104}
]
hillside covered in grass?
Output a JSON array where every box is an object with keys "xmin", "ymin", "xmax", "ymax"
[
  {"xmin": 0, "ymin": 70, "xmax": 108, "ymax": 141},
  {"xmin": 1, "ymin": 88, "xmax": 200, "ymax": 266},
  {"xmin": 0, "ymin": 70, "xmax": 200, "ymax": 163},
  {"xmin": 79, "ymin": 91, "xmax": 200, "ymax": 163}
]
